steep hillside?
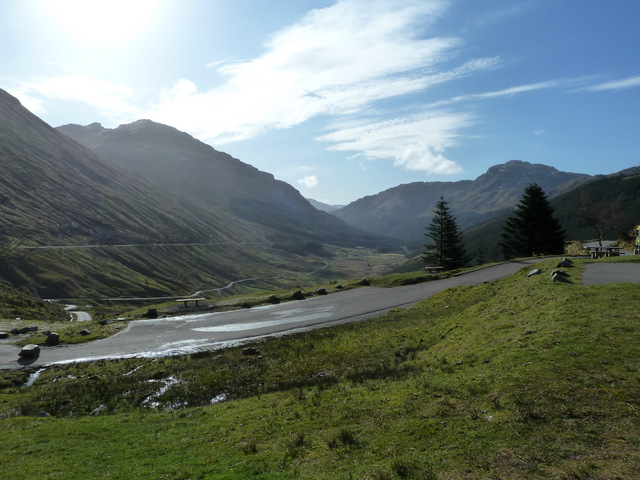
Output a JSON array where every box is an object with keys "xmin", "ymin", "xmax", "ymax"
[
  {"xmin": 58, "ymin": 121, "xmax": 390, "ymax": 250},
  {"xmin": 332, "ymin": 160, "xmax": 591, "ymax": 246},
  {"xmin": 0, "ymin": 88, "xmax": 316, "ymax": 297}
]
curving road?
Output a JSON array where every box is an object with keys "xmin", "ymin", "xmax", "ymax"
[{"xmin": 0, "ymin": 260, "xmax": 541, "ymax": 370}]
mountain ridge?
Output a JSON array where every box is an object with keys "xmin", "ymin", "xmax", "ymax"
[
  {"xmin": 332, "ymin": 160, "xmax": 593, "ymax": 246},
  {"xmin": 58, "ymin": 120, "xmax": 391, "ymax": 250}
]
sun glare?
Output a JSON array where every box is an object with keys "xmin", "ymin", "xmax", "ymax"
[{"xmin": 44, "ymin": 0, "xmax": 158, "ymax": 45}]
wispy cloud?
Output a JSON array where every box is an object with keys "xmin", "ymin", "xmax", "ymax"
[
  {"xmin": 585, "ymin": 75, "xmax": 640, "ymax": 91},
  {"xmin": 11, "ymin": 74, "xmax": 138, "ymax": 117},
  {"xmin": 318, "ymin": 111, "xmax": 474, "ymax": 174},
  {"xmin": 147, "ymin": 0, "xmax": 465, "ymax": 143}
]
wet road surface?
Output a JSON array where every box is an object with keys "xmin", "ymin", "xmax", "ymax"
[{"xmin": 0, "ymin": 259, "xmax": 548, "ymax": 370}]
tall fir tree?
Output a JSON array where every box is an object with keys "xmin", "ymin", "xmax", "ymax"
[
  {"xmin": 423, "ymin": 196, "xmax": 469, "ymax": 269},
  {"xmin": 499, "ymin": 183, "xmax": 565, "ymax": 259}
]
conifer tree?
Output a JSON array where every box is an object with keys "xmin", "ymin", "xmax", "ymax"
[
  {"xmin": 499, "ymin": 183, "xmax": 565, "ymax": 259},
  {"xmin": 423, "ymin": 196, "xmax": 469, "ymax": 269}
]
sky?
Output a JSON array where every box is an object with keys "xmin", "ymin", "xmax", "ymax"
[{"xmin": 1, "ymin": 0, "xmax": 639, "ymax": 205}]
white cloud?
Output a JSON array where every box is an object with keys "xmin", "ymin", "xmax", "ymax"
[
  {"xmin": 534, "ymin": 129, "xmax": 545, "ymax": 135},
  {"xmin": 318, "ymin": 111, "xmax": 474, "ymax": 174},
  {"xmin": 298, "ymin": 175, "xmax": 319, "ymax": 188},
  {"xmin": 585, "ymin": 75, "xmax": 640, "ymax": 91},
  {"xmin": 12, "ymin": 74, "xmax": 138, "ymax": 117},
  {"xmin": 146, "ymin": 0, "xmax": 468, "ymax": 146}
]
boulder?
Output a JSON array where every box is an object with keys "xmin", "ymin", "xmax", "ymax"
[
  {"xmin": 79, "ymin": 329, "xmax": 91, "ymax": 336},
  {"xmin": 292, "ymin": 290, "xmax": 305, "ymax": 300},
  {"xmin": 19, "ymin": 344, "xmax": 40, "ymax": 358},
  {"xmin": 145, "ymin": 308, "xmax": 158, "ymax": 319},
  {"xmin": 527, "ymin": 268, "xmax": 542, "ymax": 277},
  {"xmin": 361, "ymin": 278, "xmax": 371, "ymax": 286},
  {"xmin": 317, "ymin": 288, "xmax": 328, "ymax": 295},
  {"xmin": 268, "ymin": 294, "xmax": 280, "ymax": 304},
  {"xmin": 552, "ymin": 272, "xmax": 572, "ymax": 283},
  {"xmin": 45, "ymin": 332, "xmax": 60, "ymax": 346},
  {"xmin": 550, "ymin": 269, "xmax": 569, "ymax": 277},
  {"xmin": 557, "ymin": 258, "xmax": 573, "ymax": 268},
  {"xmin": 0, "ymin": 332, "xmax": 8, "ymax": 339}
]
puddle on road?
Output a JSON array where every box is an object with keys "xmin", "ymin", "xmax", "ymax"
[{"xmin": 193, "ymin": 305, "xmax": 335, "ymax": 333}]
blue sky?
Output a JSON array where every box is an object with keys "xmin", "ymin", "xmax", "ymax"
[{"xmin": 2, "ymin": 0, "xmax": 639, "ymax": 205}]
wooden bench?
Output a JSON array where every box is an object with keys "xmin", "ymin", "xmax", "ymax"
[
  {"xmin": 176, "ymin": 297, "xmax": 206, "ymax": 308},
  {"xmin": 583, "ymin": 246, "xmax": 622, "ymax": 259}
]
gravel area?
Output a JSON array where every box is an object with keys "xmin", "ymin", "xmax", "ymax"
[{"xmin": 582, "ymin": 262, "xmax": 640, "ymax": 285}]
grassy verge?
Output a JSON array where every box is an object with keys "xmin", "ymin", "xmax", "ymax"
[{"xmin": 1, "ymin": 258, "xmax": 639, "ymax": 478}]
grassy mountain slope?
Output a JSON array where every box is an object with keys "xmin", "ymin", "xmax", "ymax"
[
  {"xmin": 58, "ymin": 121, "xmax": 391, "ymax": 250},
  {"xmin": 332, "ymin": 160, "xmax": 591, "ymax": 246},
  {"xmin": 2, "ymin": 257, "xmax": 639, "ymax": 478},
  {"xmin": 0, "ymin": 89, "xmax": 319, "ymax": 297},
  {"xmin": 465, "ymin": 171, "xmax": 640, "ymax": 262}
]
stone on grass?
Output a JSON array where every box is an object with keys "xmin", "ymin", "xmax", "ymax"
[
  {"xmin": 292, "ymin": 290, "xmax": 305, "ymax": 300},
  {"xmin": 552, "ymin": 272, "xmax": 572, "ymax": 283},
  {"xmin": 317, "ymin": 288, "xmax": 327, "ymax": 295},
  {"xmin": 527, "ymin": 268, "xmax": 542, "ymax": 277},
  {"xmin": 557, "ymin": 258, "xmax": 573, "ymax": 268},
  {"xmin": 361, "ymin": 278, "xmax": 371, "ymax": 286},
  {"xmin": 45, "ymin": 332, "xmax": 60, "ymax": 346},
  {"xmin": 550, "ymin": 269, "xmax": 569, "ymax": 277}
]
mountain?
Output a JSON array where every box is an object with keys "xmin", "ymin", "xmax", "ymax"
[
  {"xmin": 0, "ymin": 88, "xmax": 323, "ymax": 297},
  {"xmin": 332, "ymin": 160, "xmax": 592, "ymax": 246},
  {"xmin": 307, "ymin": 199, "xmax": 344, "ymax": 213},
  {"xmin": 464, "ymin": 169, "xmax": 640, "ymax": 262},
  {"xmin": 58, "ymin": 121, "xmax": 389, "ymax": 251}
]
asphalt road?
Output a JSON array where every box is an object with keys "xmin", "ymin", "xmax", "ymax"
[
  {"xmin": 0, "ymin": 259, "xmax": 544, "ymax": 370},
  {"xmin": 582, "ymin": 262, "xmax": 640, "ymax": 284}
]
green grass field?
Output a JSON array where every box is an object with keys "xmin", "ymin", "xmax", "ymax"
[{"xmin": 1, "ymin": 257, "xmax": 639, "ymax": 479}]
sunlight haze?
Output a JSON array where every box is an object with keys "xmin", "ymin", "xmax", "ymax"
[{"xmin": 2, "ymin": 0, "xmax": 639, "ymax": 204}]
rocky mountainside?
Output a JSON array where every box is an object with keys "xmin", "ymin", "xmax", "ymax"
[
  {"xmin": 58, "ymin": 121, "xmax": 388, "ymax": 250},
  {"xmin": 332, "ymin": 160, "xmax": 592, "ymax": 246},
  {"xmin": 0, "ymin": 88, "xmax": 323, "ymax": 297}
]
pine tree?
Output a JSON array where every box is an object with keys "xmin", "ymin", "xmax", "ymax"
[
  {"xmin": 499, "ymin": 183, "xmax": 565, "ymax": 259},
  {"xmin": 423, "ymin": 196, "xmax": 469, "ymax": 269}
]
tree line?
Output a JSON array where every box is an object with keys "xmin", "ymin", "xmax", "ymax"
[{"xmin": 423, "ymin": 183, "xmax": 565, "ymax": 269}]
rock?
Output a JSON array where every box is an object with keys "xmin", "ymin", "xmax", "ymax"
[
  {"xmin": 361, "ymin": 278, "xmax": 371, "ymax": 286},
  {"xmin": 240, "ymin": 300, "xmax": 251, "ymax": 308},
  {"xmin": 45, "ymin": 332, "xmax": 60, "ymax": 346},
  {"xmin": 335, "ymin": 285, "xmax": 343, "ymax": 290},
  {"xmin": 317, "ymin": 288, "xmax": 328, "ymax": 295},
  {"xmin": 79, "ymin": 329, "xmax": 90, "ymax": 336},
  {"xmin": 527, "ymin": 268, "xmax": 542, "ymax": 277},
  {"xmin": 268, "ymin": 294, "xmax": 280, "ymax": 304},
  {"xmin": 557, "ymin": 258, "xmax": 573, "ymax": 268},
  {"xmin": 19, "ymin": 344, "xmax": 40, "ymax": 358},
  {"xmin": 99, "ymin": 319, "xmax": 113, "ymax": 325},
  {"xmin": 145, "ymin": 308, "xmax": 158, "ymax": 319},
  {"xmin": 11, "ymin": 327, "xmax": 32, "ymax": 335},
  {"xmin": 550, "ymin": 269, "xmax": 569, "ymax": 277},
  {"xmin": 0, "ymin": 332, "xmax": 8, "ymax": 339},
  {"xmin": 36, "ymin": 411, "xmax": 50, "ymax": 418},
  {"xmin": 552, "ymin": 272, "xmax": 572, "ymax": 283},
  {"xmin": 292, "ymin": 290, "xmax": 305, "ymax": 300},
  {"xmin": 242, "ymin": 347, "xmax": 261, "ymax": 356}
]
